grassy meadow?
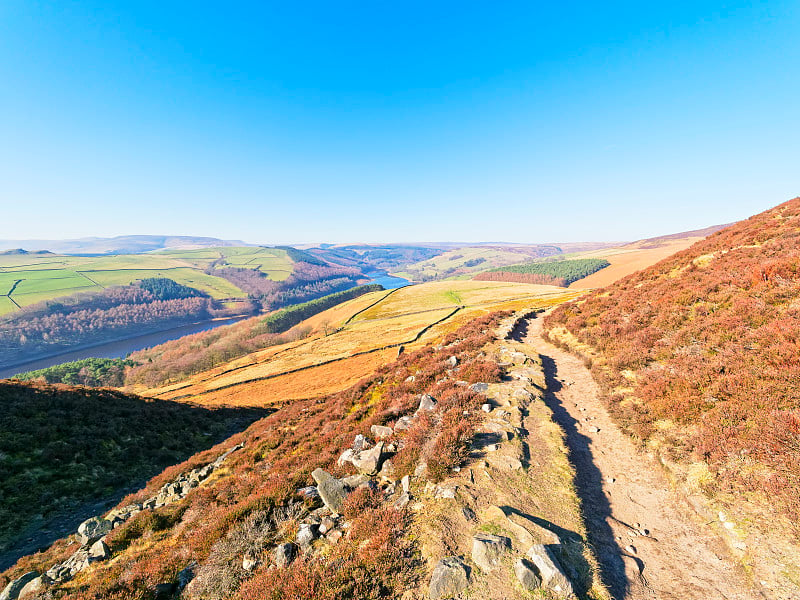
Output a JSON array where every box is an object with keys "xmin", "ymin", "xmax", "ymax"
[{"xmin": 0, "ymin": 247, "xmax": 294, "ymax": 315}]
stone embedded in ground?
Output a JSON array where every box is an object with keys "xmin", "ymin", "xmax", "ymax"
[
  {"xmin": 88, "ymin": 539, "xmax": 110, "ymax": 561},
  {"xmin": 470, "ymin": 382, "xmax": 489, "ymax": 393},
  {"xmin": 341, "ymin": 473, "xmax": 370, "ymax": 488},
  {"xmin": 351, "ymin": 441, "xmax": 384, "ymax": 475},
  {"xmin": 417, "ymin": 394, "xmax": 437, "ymax": 412},
  {"xmin": 481, "ymin": 403, "xmax": 492, "ymax": 413},
  {"xmin": 297, "ymin": 523, "xmax": 319, "ymax": 547},
  {"xmin": 275, "ymin": 543, "xmax": 297, "ymax": 568},
  {"xmin": 353, "ymin": 434, "xmax": 371, "ymax": 452},
  {"xmin": 401, "ymin": 474, "xmax": 411, "ymax": 493},
  {"xmin": 526, "ymin": 545, "xmax": 574, "ymax": 596},
  {"xmin": 296, "ymin": 486, "xmax": 321, "ymax": 502},
  {"xmin": 394, "ymin": 492, "xmax": 411, "ymax": 508},
  {"xmin": 242, "ymin": 556, "xmax": 258, "ymax": 571},
  {"xmin": 77, "ymin": 516, "xmax": 113, "ymax": 545},
  {"xmin": 311, "ymin": 469, "xmax": 349, "ymax": 513},
  {"xmin": 471, "ymin": 533, "xmax": 511, "ymax": 571},
  {"xmin": 514, "ymin": 558, "xmax": 543, "ymax": 590},
  {"xmin": 378, "ymin": 458, "xmax": 396, "ymax": 481},
  {"xmin": 1, "ymin": 572, "xmax": 39, "ymax": 600},
  {"xmin": 428, "ymin": 556, "xmax": 470, "ymax": 600},
  {"xmin": 446, "ymin": 355, "xmax": 459, "ymax": 367},
  {"xmin": 371, "ymin": 424, "xmax": 394, "ymax": 439},
  {"xmin": 394, "ymin": 415, "xmax": 414, "ymax": 431}
]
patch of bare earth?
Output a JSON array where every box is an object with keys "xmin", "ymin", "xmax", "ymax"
[{"xmin": 518, "ymin": 315, "xmax": 767, "ymax": 599}]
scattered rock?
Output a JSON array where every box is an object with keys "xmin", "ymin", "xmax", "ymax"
[
  {"xmin": 526, "ymin": 545, "xmax": 574, "ymax": 596},
  {"xmin": 417, "ymin": 394, "xmax": 437, "ymax": 412},
  {"xmin": 311, "ymin": 469, "xmax": 349, "ymax": 513},
  {"xmin": 1, "ymin": 572, "xmax": 39, "ymax": 600},
  {"xmin": 446, "ymin": 356, "xmax": 459, "ymax": 368},
  {"xmin": 352, "ymin": 434, "xmax": 371, "ymax": 452},
  {"xmin": 351, "ymin": 441, "xmax": 385, "ymax": 475},
  {"xmin": 242, "ymin": 556, "xmax": 258, "ymax": 571},
  {"xmin": 587, "ymin": 426, "xmax": 600, "ymax": 433},
  {"xmin": 471, "ymin": 533, "xmax": 511, "ymax": 571},
  {"xmin": 481, "ymin": 403, "xmax": 492, "ymax": 413},
  {"xmin": 414, "ymin": 461, "xmax": 427, "ymax": 477},
  {"xmin": 297, "ymin": 523, "xmax": 319, "ymax": 547},
  {"xmin": 88, "ymin": 539, "xmax": 110, "ymax": 561},
  {"xmin": 77, "ymin": 516, "xmax": 113, "ymax": 545},
  {"xmin": 275, "ymin": 543, "xmax": 297, "ymax": 568},
  {"xmin": 296, "ymin": 486, "xmax": 321, "ymax": 502},
  {"xmin": 469, "ymin": 382, "xmax": 489, "ymax": 393},
  {"xmin": 341, "ymin": 473, "xmax": 370, "ymax": 489},
  {"xmin": 378, "ymin": 458, "xmax": 396, "ymax": 481},
  {"xmin": 429, "ymin": 556, "xmax": 469, "ymax": 600},
  {"xmin": 337, "ymin": 448, "xmax": 356, "ymax": 467},
  {"xmin": 154, "ymin": 582, "xmax": 175, "ymax": 599},
  {"xmin": 394, "ymin": 492, "xmax": 411, "ymax": 508},
  {"xmin": 461, "ymin": 506, "xmax": 477, "ymax": 522},
  {"xmin": 514, "ymin": 558, "xmax": 542, "ymax": 590},
  {"xmin": 319, "ymin": 516, "xmax": 336, "ymax": 534},
  {"xmin": 401, "ymin": 474, "xmax": 411, "ymax": 493},
  {"xmin": 371, "ymin": 424, "xmax": 394, "ymax": 439},
  {"xmin": 394, "ymin": 416, "xmax": 414, "ymax": 432},
  {"xmin": 625, "ymin": 545, "xmax": 637, "ymax": 555}
]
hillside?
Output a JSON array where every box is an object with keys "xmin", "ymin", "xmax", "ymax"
[
  {"xmin": 0, "ymin": 311, "xmax": 612, "ymax": 600},
  {"xmin": 0, "ymin": 236, "xmax": 249, "ymax": 255},
  {"xmin": 0, "ymin": 381, "xmax": 265, "ymax": 565},
  {"xmin": 544, "ymin": 198, "xmax": 800, "ymax": 536}
]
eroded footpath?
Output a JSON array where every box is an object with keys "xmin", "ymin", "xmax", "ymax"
[{"xmin": 518, "ymin": 315, "xmax": 764, "ymax": 600}]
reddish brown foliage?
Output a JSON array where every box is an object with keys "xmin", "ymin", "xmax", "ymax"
[
  {"xmin": 545, "ymin": 197, "xmax": 800, "ymax": 521},
  {"xmin": 474, "ymin": 271, "xmax": 564, "ymax": 286}
]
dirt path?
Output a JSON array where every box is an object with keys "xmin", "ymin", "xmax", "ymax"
[{"xmin": 515, "ymin": 315, "xmax": 763, "ymax": 600}]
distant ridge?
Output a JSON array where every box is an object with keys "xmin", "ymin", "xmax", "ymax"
[{"xmin": 0, "ymin": 235, "xmax": 251, "ymax": 255}]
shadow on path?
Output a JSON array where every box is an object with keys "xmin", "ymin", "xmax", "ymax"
[{"xmin": 512, "ymin": 316, "xmax": 630, "ymax": 599}]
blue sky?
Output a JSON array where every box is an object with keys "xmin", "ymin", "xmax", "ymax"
[{"xmin": 1, "ymin": 1, "xmax": 798, "ymax": 244}]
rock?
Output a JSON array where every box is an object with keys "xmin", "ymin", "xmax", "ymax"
[
  {"xmin": 414, "ymin": 461, "xmax": 427, "ymax": 477},
  {"xmin": 275, "ymin": 542, "xmax": 297, "ymax": 567},
  {"xmin": 371, "ymin": 424, "xmax": 394, "ymax": 439},
  {"xmin": 417, "ymin": 394, "xmax": 437, "ymax": 412},
  {"xmin": 312, "ymin": 469, "xmax": 349, "ymax": 513},
  {"xmin": 461, "ymin": 506, "xmax": 477, "ymax": 522},
  {"xmin": 296, "ymin": 486, "xmax": 321, "ymax": 502},
  {"xmin": 177, "ymin": 562, "xmax": 197, "ymax": 591},
  {"xmin": 77, "ymin": 516, "xmax": 113, "ymax": 545},
  {"xmin": 471, "ymin": 533, "xmax": 511, "ymax": 571},
  {"xmin": 337, "ymin": 448, "xmax": 356, "ymax": 467},
  {"xmin": 351, "ymin": 441, "xmax": 384, "ymax": 475},
  {"xmin": 394, "ymin": 492, "xmax": 411, "ymax": 508},
  {"xmin": 378, "ymin": 458, "xmax": 396, "ymax": 481},
  {"xmin": 625, "ymin": 545, "xmax": 637, "ymax": 554},
  {"xmin": 353, "ymin": 434, "xmax": 371, "ymax": 452},
  {"xmin": 1, "ymin": 572, "xmax": 39, "ymax": 600},
  {"xmin": 481, "ymin": 403, "xmax": 492, "ymax": 413},
  {"xmin": 341, "ymin": 473, "xmax": 370, "ymax": 489},
  {"xmin": 429, "ymin": 556, "xmax": 469, "ymax": 600},
  {"xmin": 469, "ymin": 382, "xmax": 489, "ymax": 393},
  {"xmin": 405, "ymin": 375, "xmax": 416, "ymax": 382},
  {"xmin": 17, "ymin": 574, "xmax": 48, "ymax": 599},
  {"xmin": 326, "ymin": 529, "xmax": 343, "ymax": 543},
  {"xmin": 587, "ymin": 426, "xmax": 600, "ymax": 433},
  {"xmin": 401, "ymin": 474, "xmax": 411, "ymax": 493},
  {"xmin": 394, "ymin": 416, "xmax": 414, "ymax": 432},
  {"xmin": 88, "ymin": 539, "xmax": 110, "ymax": 561},
  {"xmin": 242, "ymin": 556, "xmax": 258, "ymax": 571},
  {"xmin": 514, "ymin": 558, "xmax": 542, "ymax": 590},
  {"xmin": 319, "ymin": 516, "xmax": 336, "ymax": 534},
  {"xmin": 526, "ymin": 545, "xmax": 574, "ymax": 596},
  {"xmin": 446, "ymin": 356, "xmax": 459, "ymax": 367},
  {"xmin": 297, "ymin": 523, "xmax": 319, "ymax": 547}
]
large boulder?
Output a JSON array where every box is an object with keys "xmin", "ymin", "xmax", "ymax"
[
  {"xmin": 471, "ymin": 533, "xmax": 510, "ymax": 572},
  {"xmin": 429, "ymin": 556, "xmax": 469, "ymax": 599},
  {"xmin": 0, "ymin": 572, "xmax": 38, "ymax": 600},
  {"xmin": 88, "ymin": 539, "xmax": 110, "ymax": 561},
  {"xmin": 526, "ymin": 545, "xmax": 574, "ymax": 596},
  {"xmin": 311, "ymin": 469, "xmax": 349, "ymax": 513},
  {"xmin": 77, "ymin": 516, "xmax": 113, "ymax": 545}
]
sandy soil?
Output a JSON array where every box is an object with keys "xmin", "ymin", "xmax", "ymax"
[{"xmin": 516, "ymin": 315, "xmax": 765, "ymax": 600}]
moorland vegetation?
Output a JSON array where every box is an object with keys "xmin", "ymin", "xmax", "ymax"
[{"xmin": 544, "ymin": 198, "xmax": 800, "ymax": 525}]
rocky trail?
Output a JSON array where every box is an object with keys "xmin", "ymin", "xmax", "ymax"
[{"xmin": 515, "ymin": 315, "xmax": 764, "ymax": 600}]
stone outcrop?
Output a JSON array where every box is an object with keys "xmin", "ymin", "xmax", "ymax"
[
  {"xmin": 514, "ymin": 558, "xmax": 542, "ymax": 590},
  {"xmin": 526, "ymin": 545, "xmax": 574, "ymax": 596},
  {"xmin": 311, "ymin": 468, "xmax": 349, "ymax": 513},
  {"xmin": 471, "ymin": 533, "xmax": 511, "ymax": 572},
  {"xmin": 428, "ymin": 556, "xmax": 470, "ymax": 600},
  {"xmin": 0, "ymin": 572, "xmax": 38, "ymax": 600}
]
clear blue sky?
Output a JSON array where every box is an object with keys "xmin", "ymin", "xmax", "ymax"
[{"xmin": 1, "ymin": 1, "xmax": 798, "ymax": 244}]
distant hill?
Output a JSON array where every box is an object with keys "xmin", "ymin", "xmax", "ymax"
[
  {"xmin": 0, "ymin": 235, "xmax": 250, "ymax": 255},
  {"xmin": 544, "ymin": 197, "xmax": 800, "ymax": 526}
]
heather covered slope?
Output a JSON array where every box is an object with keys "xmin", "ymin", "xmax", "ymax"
[
  {"xmin": 0, "ymin": 382, "xmax": 266, "ymax": 564},
  {"xmin": 544, "ymin": 197, "xmax": 800, "ymax": 525}
]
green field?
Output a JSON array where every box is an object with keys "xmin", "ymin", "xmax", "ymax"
[
  {"xmin": 396, "ymin": 246, "xmax": 553, "ymax": 281},
  {"xmin": 0, "ymin": 247, "xmax": 295, "ymax": 315}
]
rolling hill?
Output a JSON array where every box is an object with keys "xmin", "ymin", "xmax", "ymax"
[{"xmin": 544, "ymin": 198, "xmax": 800, "ymax": 535}]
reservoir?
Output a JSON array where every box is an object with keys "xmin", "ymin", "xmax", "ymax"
[
  {"xmin": 365, "ymin": 271, "xmax": 411, "ymax": 289},
  {"xmin": 0, "ymin": 315, "xmax": 248, "ymax": 379}
]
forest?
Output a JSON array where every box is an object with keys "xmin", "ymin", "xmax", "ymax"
[
  {"xmin": 0, "ymin": 279, "xmax": 230, "ymax": 368},
  {"xmin": 475, "ymin": 258, "xmax": 610, "ymax": 287},
  {"xmin": 544, "ymin": 197, "xmax": 800, "ymax": 524}
]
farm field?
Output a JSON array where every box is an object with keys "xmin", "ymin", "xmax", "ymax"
[
  {"xmin": 0, "ymin": 247, "xmax": 294, "ymax": 315},
  {"xmin": 395, "ymin": 245, "xmax": 561, "ymax": 280},
  {"xmin": 141, "ymin": 280, "xmax": 579, "ymax": 406}
]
